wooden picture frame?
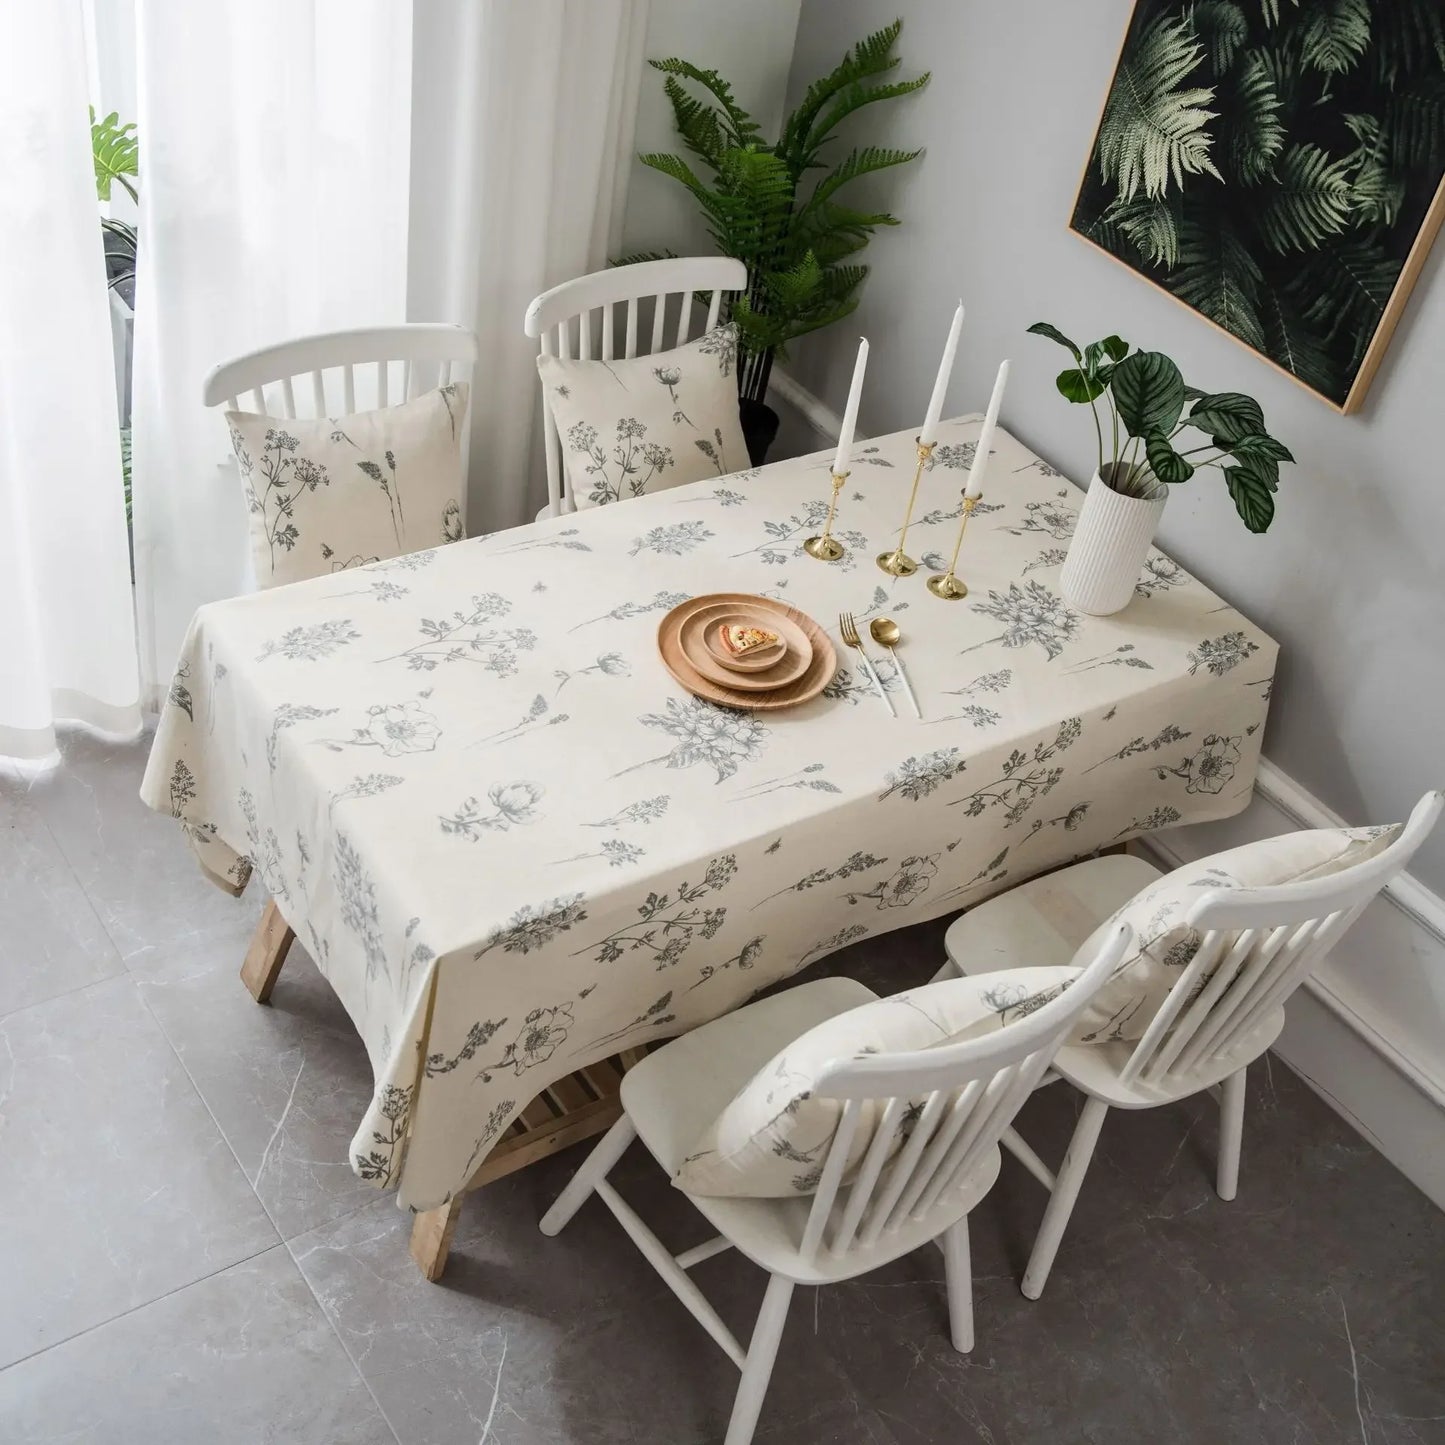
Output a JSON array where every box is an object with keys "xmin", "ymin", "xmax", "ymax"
[{"xmin": 1070, "ymin": 1, "xmax": 1445, "ymax": 415}]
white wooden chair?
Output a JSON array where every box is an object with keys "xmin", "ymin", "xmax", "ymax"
[
  {"xmin": 203, "ymin": 323, "xmax": 480, "ymax": 523},
  {"xmin": 524, "ymin": 256, "xmax": 748, "ymax": 518},
  {"xmin": 941, "ymin": 791, "xmax": 1444, "ymax": 1300},
  {"xmin": 207, "ymin": 326, "xmax": 479, "ymax": 1048},
  {"xmin": 539, "ymin": 923, "xmax": 1132, "ymax": 1445}
]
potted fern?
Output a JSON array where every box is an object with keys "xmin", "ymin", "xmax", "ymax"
[
  {"xmin": 624, "ymin": 20, "xmax": 928, "ymax": 464},
  {"xmin": 1029, "ymin": 321, "xmax": 1292, "ymax": 614}
]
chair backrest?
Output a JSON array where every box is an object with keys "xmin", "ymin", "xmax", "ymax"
[
  {"xmin": 1120, "ymin": 789, "xmax": 1444, "ymax": 1092},
  {"xmin": 202, "ymin": 323, "xmax": 480, "ymax": 490},
  {"xmin": 796, "ymin": 921, "xmax": 1134, "ymax": 1268},
  {"xmin": 524, "ymin": 256, "xmax": 749, "ymax": 517}
]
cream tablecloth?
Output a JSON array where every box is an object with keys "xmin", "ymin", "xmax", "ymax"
[{"xmin": 141, "ymin": 417, "xmax": 1277, "ymax": 1211}]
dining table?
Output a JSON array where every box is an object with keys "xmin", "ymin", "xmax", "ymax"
[{"xmin": 140, "ymin": 412, "xmax": 1278, "ymax": 1278}]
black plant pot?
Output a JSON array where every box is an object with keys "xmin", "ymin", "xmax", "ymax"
[{"xmin": 739, "ymin": 398, "xmax": 780, "ymax": 467}]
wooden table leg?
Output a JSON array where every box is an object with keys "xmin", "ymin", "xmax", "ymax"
[
  {"xmin": 405, "ymin": 1047, "xmax": 650, "ymax": 1281},
  {"xmin": 240, "ymin": 897, "xmax": 295, "ymax": 1004},
  {"xmin": 410, "ymin": 1196, "xmax": 464, "ymax": 1282}
]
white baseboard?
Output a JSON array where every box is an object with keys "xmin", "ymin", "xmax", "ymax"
[
  {"xmin": 772, "ymin": 368, "xmax": 1445, "ymax": 1210},
  {"xmin": 768, "ymin": 368, "xmax": 846, "ymax": 445}
]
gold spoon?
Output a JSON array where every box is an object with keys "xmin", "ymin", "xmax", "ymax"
[{"xmin": 869, "ymin": 618, "xmax": 921, "ymax": 719}]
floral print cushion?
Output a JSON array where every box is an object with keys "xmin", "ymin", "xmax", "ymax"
[
  {"xmin": 675, "ymin": 966, "xmax": 1081, "ymax": 1199},
  {"xmin": 1069, "ymin": 823, "xmax": 1403, "ymax": 1045},
  {"xmin": 226, "ymin": 384, "xmax": 469, "ymax": 589},
  {"xmin": 538, "ymin": 322, "xmax": 748, "ymax": 508}
]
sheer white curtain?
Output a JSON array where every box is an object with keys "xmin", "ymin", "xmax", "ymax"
[
  {"xmin": 129, "ymin": 0, "xmax": 412, "ymax": 700},
  {"xmin": 129, "ymin": 0, "xmax": 647, "ymax": 693},
  {"xmin": 409, "ymin": 0, "xmax": 650, "ymax": 534},
  {"xmin": 0, "ymin": 4, "xmax": 141, "ymax": 759}
]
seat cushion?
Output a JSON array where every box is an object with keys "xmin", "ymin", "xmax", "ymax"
[
  {"xmin": 622, "ymin": 978, "xmax": 879, "ymax": 1178},
  {"xmin": 670, "ymin": 967, "xmax": 1079, "ymax": 1199},
  {"xmin": 226, "ymin": 384, "xmax": 469, "ymax": 588},
  {"xmin": 944, "ymin": 855, "xmax": 1163, "ymax": 978},
  {"xmin": 1069, "ymin": 825, "xmax": 1401, "ymax": 1044},
  {"xmin": 538, "ymin": 322, "xmax": 748, "ymax": 508}
]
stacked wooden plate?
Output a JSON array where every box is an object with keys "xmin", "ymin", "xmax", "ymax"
[{"xmin": 657, "ymin": 593, "xmax": 837, "ymax": 710}]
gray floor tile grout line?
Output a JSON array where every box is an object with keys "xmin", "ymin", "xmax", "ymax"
[
  {"xmin": 281, "ymin": 1229, "xmax": 408, "ymax": 1445},
  {"xmin": 0, "ymin": 967, "xmax": 132, "ymax": 1028},
  {"xmin": 0, "ymin": 1238, "xmax": 281, "ymax": 1377}
]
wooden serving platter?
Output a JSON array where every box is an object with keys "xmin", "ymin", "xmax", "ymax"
[{"xmin": 657, "ymin": 593, "xmax": 836, "ymax": 711}]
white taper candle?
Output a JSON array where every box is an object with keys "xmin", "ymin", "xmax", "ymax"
[
  {"xmin": 832, "ymin": 336, "xmax": 869, "ymax": 475},
  {"xmin": 919, "ymin": 300, "xmax": 965, "ymax": 446},
  {"xmin": 964, "ymin": 359, "xmax": 1009, "ymax": 499}
]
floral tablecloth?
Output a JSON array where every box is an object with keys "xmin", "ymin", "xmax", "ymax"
[{"xmin": 141, "ymin": 416, "xmax": 1278, "ymax": 1212}]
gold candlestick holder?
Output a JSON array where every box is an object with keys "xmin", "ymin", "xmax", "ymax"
[
  {"xmin": 926, "ymin": 493, "xmax": 983, "ymax": 600},
  {"xmin": 803, "ymin": 469, "xmax": 849, "ymax": 561},
  {"xmin": 877, "ymin": 438, "xmax": 935, "ymax": 577}
]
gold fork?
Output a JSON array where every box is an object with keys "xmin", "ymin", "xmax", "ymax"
[{"xmin": 839, "ymin": 612, "xmax": 895, "ymax": 716}]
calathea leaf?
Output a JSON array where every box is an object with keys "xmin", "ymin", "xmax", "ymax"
[
  {"xmin": 1188, "ymin": 392, "xmax": 1264, "ymax": 443},
  {"xmin": 1224, "ymin": 458, "xmax": 1276, "ymax": 532},
  {"xmin": 1056, "ymin": 368, "xmax": 1108, "ymax": 403},
  {"xmin": 1145, "ymin": 432, "xmax": 1195, "ymax": 484},
  {"xmin": 1229, "ymin": 432, "xmax": 1294, "ymax": 465},
  {"xmin": 1112, "ymin": 351, "xmax": 1186, "ymax": 437},
  {"xmin": 1027, "ymin": 322, "xmax": 1083, "ymax": 361},
  {"xmin": 1084, "ymin": 336, "xmax": 1129, "ymax": 371}
]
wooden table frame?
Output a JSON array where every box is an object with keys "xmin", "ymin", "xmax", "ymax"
[{"xmin": 241, "ymin": 897, "xmax": 643, "ymax": 1281}]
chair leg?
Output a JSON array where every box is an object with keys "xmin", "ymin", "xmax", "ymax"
[
  {"xmin": 725, "ymin": 1272, "xmax": 794, "ymax": 1445},
  {"xmin": 942, "ymin": 1215, "xmax": 974, "ymax": 1354},
  {"xmin": 539, "ymin": 1115, "xmax": 637, "ymax": 1236},
  {"xmin": 1021, "ymin": 1096, "xmax": 1109, "ymax": 1301},
  {"xmin": 1216, "ymin": 1066, "xmax": 1247, "ymax": 1202}
]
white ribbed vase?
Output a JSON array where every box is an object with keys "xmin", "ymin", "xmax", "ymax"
[{"xmin": 1060, "ymin": 469, "xmax": 1167, "ymax": 616}]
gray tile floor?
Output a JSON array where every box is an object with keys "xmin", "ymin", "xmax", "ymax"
[{"xmin": 3, "ymin": 728, "xmax": 1443, "ymax": 1444}]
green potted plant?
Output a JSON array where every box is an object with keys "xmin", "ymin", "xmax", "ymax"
[
  {"xmin": 1028, "ymin": 321, "xmax": 1293, "ymax": 614},
  {"xmin": 623, "ymin": 20, "xmax": 928, "ymax": 464}
]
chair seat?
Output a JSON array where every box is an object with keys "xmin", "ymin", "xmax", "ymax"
[
  {"xmin": 622, "ymin": 978, "xmax": 1002, "ymax": 1286},
  {"xmin": 943, "ymin": 854, "xmax": 1165, "ymax": 976},
  {"xmin": 943, "ymin": 854, "xmax": 1284, "ymax": 1109}
]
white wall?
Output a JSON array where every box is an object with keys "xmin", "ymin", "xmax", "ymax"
[
  {"xmin": 782, "ymin": 0, "xmax": 1445, "ymax": 895},
  {"xmin": 619, "ymin": 0, "xmax": 803, "ymax": 259}
]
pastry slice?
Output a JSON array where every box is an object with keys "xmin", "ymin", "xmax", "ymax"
[{"xmin": 719, "ymin": 622, "xmax": 781, "ymax": 657}]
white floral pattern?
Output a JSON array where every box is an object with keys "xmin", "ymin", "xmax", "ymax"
[{"xmin": 139, "ymin": 413, "xmax": 1276, "ymax": 1211}]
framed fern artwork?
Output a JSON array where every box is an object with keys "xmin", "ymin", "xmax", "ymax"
[{"xmin": 1071, "ymin": 1, "xmax": 1445, "ymax": 413}]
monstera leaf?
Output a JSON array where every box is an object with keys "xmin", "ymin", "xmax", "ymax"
[{"xmin": 90, "ymin": 108, "xmax": 138, "ymax": 203}]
